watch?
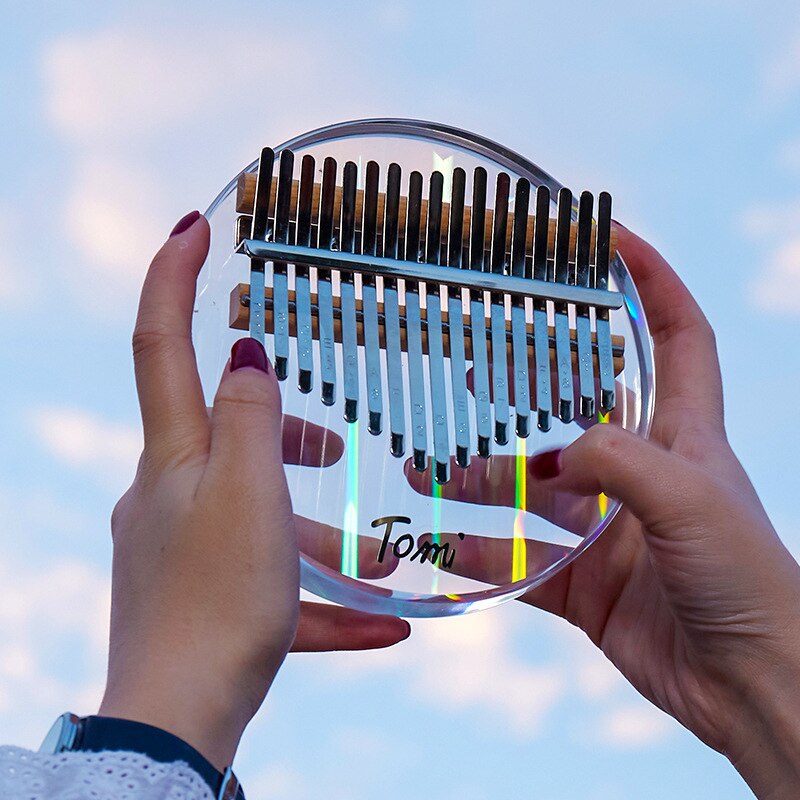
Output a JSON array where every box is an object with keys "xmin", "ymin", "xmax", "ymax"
[{"xmin": 40, "ymin": 713, "xmax": 245, "ymax": 800}]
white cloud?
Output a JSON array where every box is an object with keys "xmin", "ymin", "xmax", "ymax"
[
  {"xmin": 741, "ymin": 201, "xmax": 800, "ymax": 314},
  {"xmin": 0, "ymin": 557, "xmax": 110, "ymax": 748},
  {"xmin": 597, "ymin": 703, "xmax": 676, "ymax": 748},
  {"xmin": 62, "ymin": 155, "xmax": 168, "ymax": 300},
  {"xmin": 30, "ymin": 407, "xmax": 141, "ymax": 489}
]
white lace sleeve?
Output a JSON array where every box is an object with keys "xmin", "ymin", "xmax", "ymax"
[{"xmin": 0, "ymin": 745, "xmax": 215, "ymax": 800}]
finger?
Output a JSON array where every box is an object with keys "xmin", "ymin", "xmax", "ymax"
[
  {"xmin": 291, "ymin": 602, "xmax": 410, "ymax": 652},
  {"xmin": 404, "ymin": 455, "xmax": 599, "ymax": 537},
  {"xmin": 415, "ymin": 531, "xmax": 571, "ymax": 586},
  {"xmin": 133, "ymin": 212, "xmax": 211, "ymax": 462},
  {"xmin": 295, "ymin": 515, "xmax": 400, "ymax": 579},
  {"xmin": 529, "ymin": 423, "xmax": 721, "ymax": 542},
  {"xmin": 282, "ymin": 416, "xmax": 344, "ymax": 467},
  {"xmin": 209, "ymin": 338, "xmax": 284, "ymax": 482},
  {"xmin": 614, "ymin": 224, "xmax": 724, "ymax": 433}
]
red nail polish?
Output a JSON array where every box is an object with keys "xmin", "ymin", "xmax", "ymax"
[
  {"xmin": 231, "ymin": 338, "xmax": 271, "ymax": 374},
  {"xmin": 169, "ymin": 210, "xmax": 201, "ymax": 237},
  {"xmin": 529, "ymin": 448, "xmax": 563, "ymax": 480}
]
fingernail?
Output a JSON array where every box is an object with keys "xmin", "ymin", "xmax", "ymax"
[
  {"xmin": 169, "ymin": 210, "xmax": 201, "ymax": 238},
  {"xmin": 231, "ymin": 337, "xmax": 271, "ymax": 374},
  {"xmin": 529, "ymin": 448, "xmax": 563, "ymax": 480},
  {"xmin": 611, "ymin": 218, "xmax": 628, "ymax": 232},
  {"xmin": 399, "ymin": 620, "xmax": 411, "ymax": 641}
]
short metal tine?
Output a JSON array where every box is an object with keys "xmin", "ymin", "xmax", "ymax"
[
  {"xmin": 294, "ymin": 154, "xmax": 315, "ymax": 394},
  {"xmin": 248, "ymin": 147, "xmax": 274, "ymax": 346},
  {"xmin": 405, "ymin": 171, "xmax": 427, "ymax": 471},
  {"xmin": 340, "ymin": 161, "xmax": 360, "ymax": 422},
  {"xmin": 575, "ymin": 190, "xmax": 596, "ymax": 417},
  {"xmin": 383, "ymin": 162, "xmax": 405, "ymax": 456},
  {"xmin": 510, "ymin": 177, "xmax": 531, "ymax": 438},
  {"xmin": 272, "ymin": 149, "xmax": 294, "ymax": 380},
  {"xmin": 469, "ymin": 166, "xmax": 492, "ymax": 458},
  {"xmin": 595, "ymin": 191, "xmax": 616, "ymax": 412},
  {"xmin": 447, "ymin": 166, "xmax": 470, "ymax": 468},
  {"xmin": 425, "ymin": 170, "xmax": 450, "ymax": 484},
  {"xmin": 532, "ymin": 185, "xmax": 552, "ymax": 431},
  {"xmin": 317, "ymin": 156, "xmax": 337, "ymax": 405},
  {"xmin": 490, "ymin": 172, "xmax": 511, "ymax": 445},
  {"xmin": 361, "ymin": 161, "xmax": 383, "ymax": 435},
  {"xmin": 553, "ymin": 187, "xmax": 574, "ymax": 423}
]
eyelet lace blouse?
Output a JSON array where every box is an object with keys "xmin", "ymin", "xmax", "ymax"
[{"xmin": 0, "ymin": 745, "xmax": 214, "ymax": 800}]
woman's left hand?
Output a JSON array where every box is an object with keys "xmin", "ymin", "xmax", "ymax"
[{"xmin": 100, "ymin": 211, "xmax": 410, "ymax": 772}]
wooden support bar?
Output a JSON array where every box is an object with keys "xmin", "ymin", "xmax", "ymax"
[
  {"xmin": 235, "ymin": 173, "xmax": 618, "ymax": 262},
  {"xmin": 229, "ymin": 283, "xmax": 625, "ymax": 376}
]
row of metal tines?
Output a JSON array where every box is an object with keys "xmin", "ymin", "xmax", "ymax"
[{"xmin": 243, "ymin": 147, "xmax": 617, "ymax": 484}]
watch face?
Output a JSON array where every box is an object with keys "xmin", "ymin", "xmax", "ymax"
[{"xmin": 39, "ymin": 713, "xmax": 79, "ymax": 753}]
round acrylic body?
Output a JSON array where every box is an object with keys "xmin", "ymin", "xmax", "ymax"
[{"xmin": 194, "ymin": 119, "xmax": 655, "ymax": 617}]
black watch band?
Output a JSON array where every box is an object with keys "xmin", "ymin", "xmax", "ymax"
[{"xmin": 43, "ymin": 714, "xmax": 244, "ymax": 800}]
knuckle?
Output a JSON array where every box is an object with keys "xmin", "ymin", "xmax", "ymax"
[
  {"xmin": 131, "ymin": 319, "xmax": 184, "ymax": 361},
  {"xmin": 581, "ymin": 423, "xmax": 626, "ymax": 461},
  {"xmin": 216, "ymin": 374, "xmax": 280, "ymax": 414}
]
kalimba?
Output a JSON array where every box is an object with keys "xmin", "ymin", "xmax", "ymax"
[{"xmin": 193, "ymin": 119, "xmax": 654, "ymax": 616}]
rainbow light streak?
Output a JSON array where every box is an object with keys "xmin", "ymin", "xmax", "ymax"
[
  {"xmin": 341, "ymin": 422, "xmax": 359, "ymax": 577},
  {"xmin": 512, "ymin": 436, "xmax": 528, "ymax": 582},
  {"xmin": 430, "ymin": 475, "xmax": 442, "ymax": 593},
  {"xmin": 598, "ymin": 410, "xmax": 610, "ymax": 519}
]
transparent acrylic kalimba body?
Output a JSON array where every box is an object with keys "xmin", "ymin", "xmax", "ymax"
[{"xmin": 194, "ymin": 119, "xmax": 655, "ymax": 617}]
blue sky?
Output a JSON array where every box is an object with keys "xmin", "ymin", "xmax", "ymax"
[{"xmin": 1, "ymin": 2, "xmax": 799, "ymax": 797}]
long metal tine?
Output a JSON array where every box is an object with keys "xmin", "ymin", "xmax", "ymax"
[
  {"xmin": 510, "ymin": 177, "xmax": 531, "ymax": 438},
  {"xmin": 469, "ymin": 166, "xmax": 492, "ymax": 458},
  {"xmin": 248, "ymin": 147, "xmax": 274, "ymax": 345},
  {"xmin": 405, "ymin": 171, "xmax": 427, "ymax": 471},
  {"xmin": 294, "ymin": 154, "xmax": 315, "ymax": 393},
  {"xmin": 382, "ymin": 162, "xmax": 405, "ymax": 456},
  {"xmin": 575, "ymin": 191, "xmax": 596, "ymax": 417},
  {"xmin": 595, "ymin": 191, "xmax": 616, "ymax": 412},
  {"xmin": 553, "ymin": 187, "xmax": 574, "ymax": 422},
  {"xmin": 340, "ymin": 161, "xmax": 360, "ymax": 422},
  {"xmin": 361, "ymin": 161, "xmax": 383, "ymax": 435},
  {"xmin": 490, "ymin": 172, "xmax": 511, "ymax": 445},
  {"xmin": 532, "ymin": 185, "xmax": 552, "ymax": 431},
  {"xmin": 272, "ymin": 149, "xmax": 294, "ymax": 380},
  {"xmin": 425, "ymin": 170, "xmax": 450, "ymax": 484},
  {"xmin": 317, "ymin": 157, "xmax": 337, "ymax": 405},
  {"xmin": 447, "ymin": 166, "xmax": 470, "ymax": 468}
]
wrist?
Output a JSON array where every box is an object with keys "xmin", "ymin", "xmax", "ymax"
[
  {"xmin": 725, "ymin": 644, "xmax": 800, "ymax": 798},
  {"xmin": 100, "ymin": 662, "xmax": 257, "ymax": 771}
]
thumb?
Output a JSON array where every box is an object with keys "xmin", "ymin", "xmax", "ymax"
[
  {"xmin": 528, "ymin": 424, "xmax": 722, "ymax": 544},
  {"xmin": 209, "ymin": 337, "xmax": 284, "ymax": 480}
]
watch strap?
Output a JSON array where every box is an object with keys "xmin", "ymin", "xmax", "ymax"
[{"xmin": 75, "ymin": 715, "xmax": 244, "ymax": 800}]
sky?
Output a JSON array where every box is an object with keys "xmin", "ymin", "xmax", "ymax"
[{"xmin": 1, "ymin": 1, "xmax": 799, "ymax": 798}]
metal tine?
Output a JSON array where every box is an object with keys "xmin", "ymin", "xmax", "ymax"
[
  {"xmin": 294, "ymin": 154, "xmax": 315, "ymax": 393},
  {"xmin": 425, "ymin": 171, "xmax": 450, "ymax": 485},
  {"xmin": 575, "ymin": 191, "xmax": 596, "ymax": 417},
  {"xmin": 382, "ymin": 163, "xmax": 406, "ymax": 456},
  {"xmin": 405, "ymin": 171, "xmax": 428, "ymax": 472},
  {"xmin": 510, "ymin": 178, "xmax": 531, "ymax": 438},
  {"xmin": 317, "ymin": 157, "xmax": 337, "ymax": 405},
  {"xmin": 595, "ymin": 191, "xmax": 616, "ymax": 412},
  {"xmin": 340, "ymin": 161, "xmax": 360, "ymax": 422},
  {"xmin": 447, "ymin": 167, "xmax": 470, "ymax": 468},
  {"xmin": 361, "ymin": 161, "xmax": 384, "ymax": 435},
  {"xmin": 469, "ymin": 167, "xmax": 492, "ymax": 458},
  {"xmin": 272, "ymin": 149, "xmax": 294, "ymax": 380},
  {"xmin": 553, "ymin": 187, "xmax": 574, "ymax": 422},
  {"xmin": 532, "ymin": 185, "xmax": 552, "ymax": 431},
  {"xmin": 248, "ymin": 147, "xmax": 275, "ymax": 345},
  {"xmin": 490, "ymin": 172, "xmax": 511, "ymax": 445}
]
